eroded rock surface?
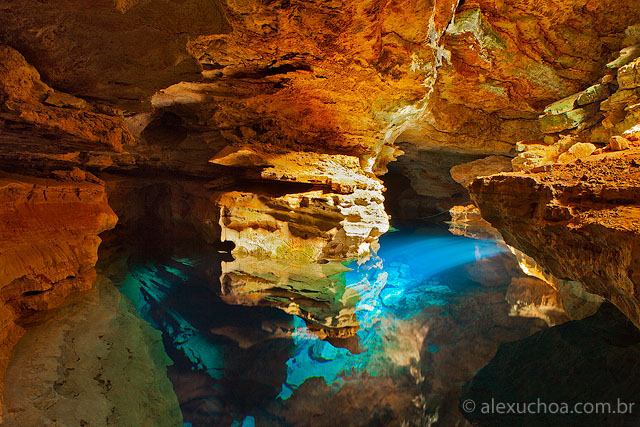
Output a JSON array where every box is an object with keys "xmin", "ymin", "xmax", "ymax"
[
  {"xmin": 0, "ymin": 172, "xmax": 117, "ymax": 415},
  {"xmin": 2, "ymin": 277, "xmax": 182, "ymax": 426},
  {"xmin": 214, "ymin": 149, "xmax": 389, "ymax": 337},
  {"xmin": 469, "ymin": 149, "xmax": 640, "ymax": 328},
  {"xmin": 3, "ymin": 0, "xmax": 640, "ymax": 423}
]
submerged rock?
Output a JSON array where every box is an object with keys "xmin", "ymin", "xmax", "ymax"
[
  {"xmin": 0, "ymin": 172, "xmax": 117, "ymax": 417},
  {"xmin": 2, "ymin": 277, "xmax": 181, "ymax": 426}
]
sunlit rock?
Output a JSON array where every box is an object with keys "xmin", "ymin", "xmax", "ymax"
[
  {"xmin": 469, "ymin": 147, "xmax": 640, "ymax": 328},
  {"xmin": 449, "ymin": 203, "xmax": 601, "ymax": 325},
  {"xmin": 216, "ymin": 184, "xmax": 386, "ymax": 336},
  {"xmin": 449, "ymin": 204, "xmax": 504, "ymax": 242},
  {"xmin": 450, "ymin": 155, "xmax": 513, "ymax": 188},
  {"xmin": 211, "ymin": 147, "xmax": 389, "ymax": 336}
]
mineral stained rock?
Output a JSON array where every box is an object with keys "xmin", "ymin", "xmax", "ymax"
[
  {"xmin": 3, "ymin": 0, "xmax": 640, "ymax": 421},
  {"xmin": 214, "ymin": 148, "xmax": 389, "ymax": 336},
  {"xmin": 0, "ymin": 172, "xmax": 117, "ymax": 417},
  {"xmin": 469, "ymin": 149, "xmax": 640, "ymax": 329},
  {"xmin": 450, "ymin": 155, "xmax": 513, "ymax": 188},
  {"xmin": 2, "ymin": 277, "xmax": 182, "ymax": 426},
  {"xmin": 449, "ymin": 204, "xmax": 602, "ymax": 326},
  {"xmin": 0, "ymin": 45, "xmax": 133, "ymax": 157}
]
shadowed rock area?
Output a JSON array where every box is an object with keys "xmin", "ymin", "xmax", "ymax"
[{"xmin": 461, "ymin": 302, "xmax": 640, "ymax": 426}]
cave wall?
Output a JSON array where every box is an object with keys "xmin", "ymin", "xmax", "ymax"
[
  {"xmin": 2, "ymin": 0, "xmax": 640, "ymax": 420},
  {"xmin": 0, "ymin": 171, "xmax": 117, "ymax": 412}
]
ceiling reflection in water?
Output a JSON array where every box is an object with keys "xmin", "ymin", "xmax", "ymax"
[
  {"xmin": 278, "ymin": 229, "xmax": 506, "ymax": 400},
  {"xmin": 113, "ymin": 226, "xmax": 535, "ymax": 425}
]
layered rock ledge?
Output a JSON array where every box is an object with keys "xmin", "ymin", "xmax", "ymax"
[
  {"xmin": 0, "ymin": 171, "xmax": 117, "ymax": 417},
  {"xmin": 469, "ymin": 149, "xmax": 640, "ymax": 328}
]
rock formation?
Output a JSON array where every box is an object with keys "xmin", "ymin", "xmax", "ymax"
[
  {"xmin": 0, "ymin": 171, "xmax": 117, "ymax": 416},
  {"xmin": 466, "ymin": 38, "xmax": 640, "ymax": 329},
  {"xmin": 2, "ymin": 277, "xmax": 182, "ymax": 426},
  {"xmin": 213, "ymin": 148, "xmax": 388, "ymax": 338},
  {"xmin": 3, "ymin": 0, "xmax": 640, "ymax": 424},
  {"xmin": 469, "ymin": 149, "xmax": 640, "ymax": 329}
]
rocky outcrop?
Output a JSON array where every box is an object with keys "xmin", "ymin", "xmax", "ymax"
[
  {"xmin": 0, "ymin": 45, "xmax": 133, "ymax": 162},
  {"xmin": 450, "ymin": 156, "xmax": 513, "ymax": 188},
  {"xmin": 0, "ymin": 1, "xmax": 229, "ymax": 111},
  {"xmin": 449, "ymin": 204, "xmax": 602, "ymax": 326},
  {"xmin": 3, "ymin": 1, "xmax": 640, "ymax": 213},
  {"xmin": 469, "ymin": 149, "xmax": 640, "ymax": 328},
  {"xmin": 463, "ymin": 29, "xmax": 640, "ymax": 329},
  {"xmin": 0, "ymin": 171, "xmax": 117, "ymax": 417},
  {"xmin": 213, "ymin": 148, "xmax": 388, "ymax": 337},
  {"xmin": 505, "ymin": 33, "xmax": 640, "ymax": 174}
]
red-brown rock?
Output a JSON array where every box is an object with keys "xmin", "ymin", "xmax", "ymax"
[{"xmin": 0, "ymin": 172, "xmax": 117, "ymax": 417}]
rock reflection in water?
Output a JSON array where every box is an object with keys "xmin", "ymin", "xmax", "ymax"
[
  {"xmin": 116, "ymin": 253, "xmax": 294, "ymax": 426},
  {"xmin": 109, "ymin": 224, "xmax": 574, "ymax": 425}
]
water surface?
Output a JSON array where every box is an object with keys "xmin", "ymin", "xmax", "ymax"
[{"xmin": 117, "ymin": 226, "xmax": 544, "ymax": 425}]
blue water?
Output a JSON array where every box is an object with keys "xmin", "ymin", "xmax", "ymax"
[{"xmin": 116, "ymin": 227, "xmax": 507, "ymax": 425}]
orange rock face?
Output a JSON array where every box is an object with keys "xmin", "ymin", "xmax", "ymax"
[
  {"xmin": 0, "ymin": 171, "xmax": 117, "ymax": 415},
  {"xmin": 469, "ymin": 149, "xmax": 640, "ymax": 328},
  {"xmin": 0, "ymin": 45, "xmax": 133, "ymax": 154}
]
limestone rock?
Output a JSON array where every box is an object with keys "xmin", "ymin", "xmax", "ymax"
[
  {"xmin": 216, "ymin": 184, "xmax": 388, "ymax": 330},
  {"xmin": 449, "ymin": 204, "xmax": 505, "ymax": 242},
  {"xmin": 539, "ymin": 103, "xmax": 599, "ymax": 133},
  {"xmin": 211, "ymin": 148, "xmax": 384, "ymax": 195},
  {"xmin": 543, "ymin": 93, "xmax": 581, "ymax": 115},
  {"xmin": 506, "ymin": 277, "xmax": 571, "ymax": 326},
  {"xmin": 0, "ymin": 172, "xmax": 117, "ymax": 418},
  {"xmin": 214, "ymin": 149, "xmax": 388, "ymax": 334},
  {"xmin": 609, "ymin": 135, "xmax": 631, "ymax": 151},
  {"xmin": 1, "ymin": 277, "xmax": 182, "ymax": 426},
  {"xmin": 2, "ymin": 1, "xmax": 640, "ymax": 202},
  {"xmin": 449, "ymin": 204, "xmax": 602, "ymax": 324},
  {"xmin": 469, "ymin": 148, "xmax": 640, "ymax": 329},
  {"xmin": 607, "ymin": 45, "xmax": 640, "ymax": 69},
  {"xmin": 567, "ymin": 142, "xmax": 596, "ymax": 158},
  {"xmin": 0, "ymin": 0, "xmax": 229, "ymax": 111},
  {"xmin": 618, "ymin": 58, "xmax": 640, "ymax": 89},
  {"xmin": 450, "ymin": 155, "xmax": 513, "ymax": 188},
  {"xmin": 576, "ymin": 83, "xmax": 611, "ymax": 106},
  {"xmin": 43, "ymin": 91, "xmax": 88, "ymax": 109},
  {"xmin": 0, "ymin": 45, "xmax": 133, "ymax": 156}
]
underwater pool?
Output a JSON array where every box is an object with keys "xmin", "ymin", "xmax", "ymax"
[{"xmin": 116, "ymin": 226, "xmax": 547, "ymax": 426}]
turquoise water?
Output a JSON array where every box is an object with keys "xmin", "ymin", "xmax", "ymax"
[
  {"xmin": 116, "ymin": 227, "xmax": 510, "ymax": 425},
  {"xmin": 277, "ymin": 230, "xmax": 505, "ymax": 399}
]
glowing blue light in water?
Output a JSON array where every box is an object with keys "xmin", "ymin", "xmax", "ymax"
[
  {"xmin": 231, "ymin": 415, "xmax": 256, "ymax": 427},
  {"xmin": 277, "ymin": 230, "xmax": 505, "ymax": 399},
  {"xmin": 114, "ymin": 228, "xmax": 506, "ymax": 419}
]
